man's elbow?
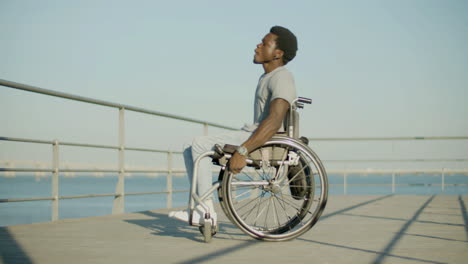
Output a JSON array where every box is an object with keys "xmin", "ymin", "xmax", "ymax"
[
  {"xmin": 266, "ymin": 116, "xmax": 284, "ymax": 134},
  {"xmin": 273, "ymin": 119, "xmax": 284, "ymax": 132}
]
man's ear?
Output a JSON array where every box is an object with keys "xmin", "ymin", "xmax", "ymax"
[{"xmin": 275, "ymin": 50, "xmax": 284, "ymax": 60}]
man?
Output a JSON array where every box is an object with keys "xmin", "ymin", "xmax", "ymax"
[{"xmin": 169, "ymin": 26, "xmax": 298, "ymax": 226}]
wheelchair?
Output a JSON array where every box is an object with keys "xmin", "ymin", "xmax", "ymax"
[{"xmin": 188, "ymin": 97, "xmax": 328, "ymax": 242}]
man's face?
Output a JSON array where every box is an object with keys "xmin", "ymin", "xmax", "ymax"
[{"xmin": 253, "ymin": 33, "xmax": 279, "ymax": 64}]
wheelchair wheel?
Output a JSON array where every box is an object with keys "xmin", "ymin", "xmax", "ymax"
[
  {"xmin": 220, "ymin": 136, "xmax": 328, "ymax": 241},
  {"xmin": 217, "ymin": 168, "xmax": 235, "ymax": 222}
]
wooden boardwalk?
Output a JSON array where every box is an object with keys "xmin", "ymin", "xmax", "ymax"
[{"xmin": 1, "ymin": 195, "xmax": 467, "ymax": 264}]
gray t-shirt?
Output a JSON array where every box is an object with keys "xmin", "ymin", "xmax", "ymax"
[{"xmin": 242, "ymin": 66, "xmax": 296, "ymax": 132}]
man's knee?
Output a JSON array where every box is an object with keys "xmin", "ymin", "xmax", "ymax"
[{"xmin": 191, "ymin": 136, "xmax": 213, "ymax": 155}]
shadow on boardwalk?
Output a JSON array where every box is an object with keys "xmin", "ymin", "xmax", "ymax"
[
  {"xmin": 0, "ymin": 227, "xmax": 33, "ymax": 264},
  {"xmin": 125, "ymin": 209, "xmax": 248, "ymax": 243},
  {"xmin": 1, "ymin": 195, "xmax": 467, "ymax": 264}
]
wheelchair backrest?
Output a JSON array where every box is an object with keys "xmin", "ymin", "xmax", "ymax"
[
  {"xmin": 283, "ymin": 109, "xmax": 300, "ymax": 139},
  {"xmin": 282, "ymin": 97, "xmax": 312, "ymax": 139}
]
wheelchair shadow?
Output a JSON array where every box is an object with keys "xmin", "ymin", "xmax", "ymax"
[{"xmin": 124, "ymin": 209, "xmax": 249, "ymax": 243}]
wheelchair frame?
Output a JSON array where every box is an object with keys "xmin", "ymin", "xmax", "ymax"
[{"xmin": 188, "ymin": 97, "xmax": 328, "ymax": 242}]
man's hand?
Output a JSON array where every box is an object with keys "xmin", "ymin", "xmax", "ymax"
[{"xmin": 229, "ymin": 152, "xmax": 247, "ymax": 174}]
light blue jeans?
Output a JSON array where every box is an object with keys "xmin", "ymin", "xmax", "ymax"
[{"xmin": 183, "ymin": 130, "xmax": 252, "ymax": 197}]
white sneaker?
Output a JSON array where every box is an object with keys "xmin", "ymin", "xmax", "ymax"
[{"xmin": 169, "ymin": 200, "xmax": 217, "ymax": 226}]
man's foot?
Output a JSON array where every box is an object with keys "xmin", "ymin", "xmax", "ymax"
[{"xmin": 169, "ymin": 200, "xmax": 217, "ymax": 226}]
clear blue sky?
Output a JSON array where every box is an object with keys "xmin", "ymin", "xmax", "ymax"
[{"xmin": 1, "ymin": 0, "xmax": 467, "ymax": 166}]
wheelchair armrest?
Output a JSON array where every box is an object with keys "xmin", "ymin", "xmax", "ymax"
[
  {"xmin": 222, "ymin": 144, "xmax": 239, "ymax": 155},
  {"xmin": 211, "ymin": 144, "xmax": 238, "ymax": 167},
  {"xmin": 211, "ymin": 144, "xmax": 262, "ymax": 169},
  {"xmin": 212, "ymin": 144, "xmax": 224, "ymax": 159}
]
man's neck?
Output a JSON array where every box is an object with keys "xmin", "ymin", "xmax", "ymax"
[{"xmin": 262, "ymin": 61, "xmax": 284, "ymax": 74}]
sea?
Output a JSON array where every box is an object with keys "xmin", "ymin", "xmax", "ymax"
[{"xmin": 1, "ymin": 173, "xmax": 467, "ymax": 227}]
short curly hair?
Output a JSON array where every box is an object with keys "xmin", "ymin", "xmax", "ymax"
[{"xmin": 270, "ymin": 26, "xmax": 298, "ymax": 65}]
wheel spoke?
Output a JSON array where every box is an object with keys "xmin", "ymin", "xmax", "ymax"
[
  {"xmin": 252, "ymin": 192, "xmax": 267, "ymax": 226},
  {"xmin": 238, "ymin": 191, "xmax": 270, "ymax": 221},
  {"xmin": 279, "ymin": 193, "xmax": 307, "ymax": 200},
  {"xmin": 234, "ymin": 191, "xmax": 265, "ymax": 213},
  {"xmin": 272, "ymin": 193, "xmax": 290, "ymax": 221},
  {"xmin": 274, "ymin": 146, "xmax": 290, "ymax": 181},
  {"xmin": 275, "ymin": 193, "xmax": 304, "ymax": 213},
  {"xmin": 253, "ymin": 167, "xmax": 264, "ymax": 180},
  {"xmin": 263, "ymin": 197, "xmax": 272, "ymax": 229},
  {"xmin": 238, "ymin": 170, "xmax": 257, "ymax": 182},
  {"xmin": 276, "ymin": 192, "xmax": 309, "ymax": 230},
  {"xmin": 286, "ymin": 161, "xmax": 312, "ymax": 185},
  {"xmin": 234, "ymin": 187, "xmax": 257, "ymax": 199},
  {"xmin": 272, "ymin": 197, "xmax": 281, "ymax": 227}
]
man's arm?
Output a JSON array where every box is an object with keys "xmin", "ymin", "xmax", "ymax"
[{"xmin": 229, "ymin": 98, "xmax": 290, "ymax": 174}]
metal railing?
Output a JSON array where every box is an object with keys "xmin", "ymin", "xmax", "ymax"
[
  {"xmin": 307, "ymin": 136, "xmax": 468, "ymax": 194},
  {"xmin": 0, "ymin": 78, "xmax": 237, "ymax": 221},
  {"xmin": 1, "ymin": 78, "xmax": 468, "ymax": 223},
  {"xmin": 326, "ymin": 168, "xmax": 468, "ymax": 195},
  {"xmin": 0, "ymin": 136, "xmax": 185, "ymax": 205}
]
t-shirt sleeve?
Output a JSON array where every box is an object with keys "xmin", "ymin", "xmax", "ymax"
[{"xmin": 269, "ymin": 70, "xmax": 297, "ymax": 106}]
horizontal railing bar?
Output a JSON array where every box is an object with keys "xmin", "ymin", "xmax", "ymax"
[
  {"xmin": 328, "ymin": 169, "xmax": 468, "ymax": 174},
  {"xmin": 0, "ymin": 168, "xmax": 119, "ymax": 173},
  {"xmin": 324, "ymin": 158, "xmax": 468, "ymax": 163},
  {"xmin": 5, "ymin": 181, "xmax": 468, "ymax": 204},
  {"xmin": 3, "ymin": 80, "xmax": 468, "ymax": 140},
  {"xmin": 328, "ymin": 183, "xmax": 468, "ymax": 186},
  {"xmin": 60, "ymin": 169, "xmax": 119, "ymax": 173},
  {"xmin": 0, "ymin": 78, "xmax": 237, "ymax": 131},
  {"xmin": 0, "ymin": 168, "xmax": 53, "ymax": 172},
  {"xmin": 0, "ymin": 136, "xmax": 119, "ymax": 150},
  {"xmin": 125, "ymin": 169, "xmax": 187, "ymax": 173},
  {"xmin": 61, "ymin": 143, "xmax": 185, "ymax": 154},
  {"xmin": 0, "ymin": 197, "xmax": 54, "ymax": 203},
  {"xmin": 3, "ymin": 136, "xmax": 468, "ymax": 166},
  {"xmin": 172, "ymin": 190, "xmax": 189, "ymax": 193},
  {"xmin": 125, "ymin": 191, "xmax": 169, "ymax": 196},
  {"xmin": 0, "ymin": 168, "xmax": 187, "ymax": 173},
  {"xmin": 125, "ymin": 169, "xmax": 180, "ymax": 173},
  {"xmin": 0, "ymin": 136, "xmax": 182, "ymax": 154},
  {"xmin": 59, "ymin": 193, "xmax": 117, "ymax": 199},
  {"xmin": 309, "ymin": 136, "xmax": 468, "ymax": 141},
  {"xmin": 0, "ymin": 136, "xmax": 53, "ymax": 145},
  {"xmin": 0, "ymin": 189, "xmax": 190, "ymax": 203},
  {"xmin": 2, "ymin": 168, "xmax": 468, "ymax": 174},
  {"xmin": 4, "ymin": 135, "xmax": 468, "ymax": 151},
  {"xmin": 60, "ymin": 142, "xmax": 119, "ymax": 150},
  {"xmin": 125, "ymin": 147, "xmax": 181, "ymax": 154},
  {"xmin": 61, "ymin": 190, "xmax": 191, "ymax": 198}
]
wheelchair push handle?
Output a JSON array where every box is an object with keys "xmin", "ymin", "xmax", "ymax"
[
  {"xmin": 294, "ymin": 97, "xmax": 312, "ymax": 109},
  {"xmin": 298, "ymin": 97, "xmax": 312, "ymax": 104}
]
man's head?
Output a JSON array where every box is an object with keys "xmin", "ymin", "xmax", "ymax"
[{"xmin": 254, "ymin": 26, "xmax": 298, "ymax": 65}]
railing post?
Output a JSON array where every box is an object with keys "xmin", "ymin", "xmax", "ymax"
[
  {"xmin": 203, "ymin": 123, "xmax": 208, "ymax": 136},
  {"xmin": 52, "ymin": 140, "xmax": 59, "ymax": 221},
  {"xmin": 392, "ymin": 171, "xmax": 395, "ymax": 194},
  {"xmin": 113, "ymin": 107, "xmax": 125, "ymax": 214},
  {"xmin": 5, "ymin": 161, "xmax": 15, "ymax": 178},
  {"xmin": 441, "ymin": 168, "xmax": 445, "ymax": 193},
  {"xmin": 343, "ymin": 173, "xmax": 347, "ymax": 195},
  {"xmin": 167, "ymin": 151, "xmax": 173, "ymax": 208}
]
